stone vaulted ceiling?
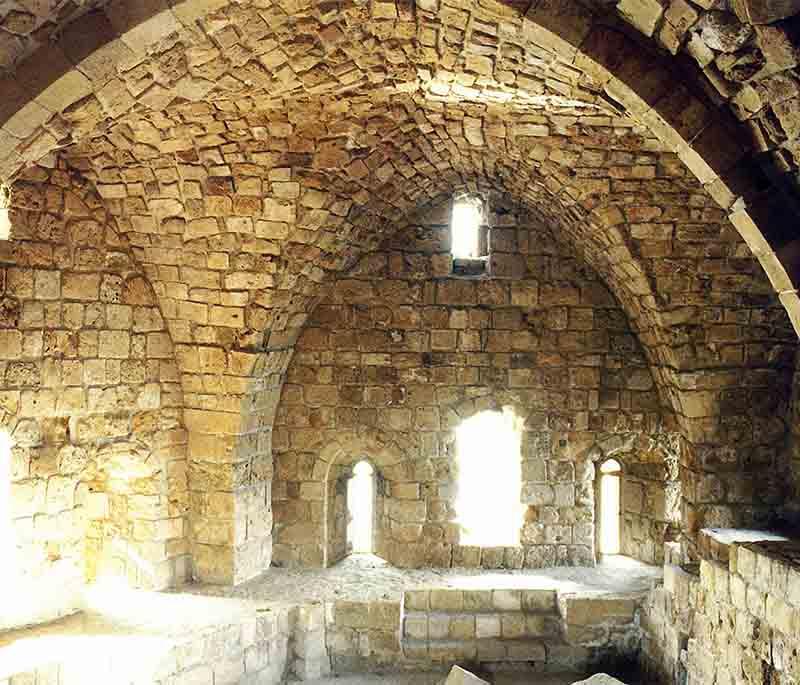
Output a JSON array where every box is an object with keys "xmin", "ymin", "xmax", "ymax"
[{"xmin": 1, "ymin": 0, "xmax": 799, "ymax": 574}]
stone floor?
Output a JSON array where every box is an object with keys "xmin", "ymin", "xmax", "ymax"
[
  {"xmin": 300, "ymin": 672, "xmax": 595, "ymax": 684},
  {"xmin": 192, "ymin": 554, "xmax": 662, "ymax": 604},
  {"xmin": 1, "ymin": 557, "xmax": 657, "ymax": 684}
]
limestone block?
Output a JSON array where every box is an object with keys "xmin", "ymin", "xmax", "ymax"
[
  {"xmin": 444, "ymin": 666, "xmax": 489, "ymax": 685},
  {"xmin": 4, "ymin": 100, "xmax": 51, "ymax": 140},
  {"xmin": 0, "ymin": 330, "xmax": 22, "ymax": 359},
  {"xmin": 430, "ymin": 589, "xmax": 464, "ymax": 611},
  {"xmin": 522, "ymin": 589, "xmax": 557, "ymax": 612},
  {"xmin": 731, "ymin": 0, "xmax": 800, "ymax": 23},
  {"xmin": 404, "ymin": 615, "xmax": 427, "ymax": 639},
  {"xmin": 695, "ymin": 11, "xmax": 753, "ymax": 52},
  {"xmin": 493, "ymin": 590, "xmax": 522, "ymax": 611},
  {"xmin": 334, "ymin": 601, "xmax": 370, "ymax": 629},
  {"xmin": 572, "ymin": 676, "xmax": 628, "ymax": 685},
  {"xmin": 428, "ymin": 614, "xmax": 450, "ymax": 639},
  {"xmin": 368, "ymin": 601, "xmax": 400, "ymax": 630},
  {"xmin": 35, "ymin": 67, "xmax": 93, "ymax": 114},
  {"xmin": 563, "ymin": 596, "xmax": 637, "ymax": 626},
  {"xmin": 617, "ymin": 0, "xmax": 665, "ymax": 36},
  {"xmin": 475, "ymin": 614, "xmax": 501, "ymax": 638},
  {"xmin": 106, "ymin": 1, "xmax": 181, "ymax": 55},
  {"xmin": 404, "ymin": 590, "xmax": 429, "ymax": 611},
  {"xmin": 171, "ymin": 0, "xmax": 229, "ymax": 26}
]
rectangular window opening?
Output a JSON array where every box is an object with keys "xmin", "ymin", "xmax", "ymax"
[
  {"xmin": 455, "ymin": 408, "xmax": 523, "ymax": 547},
  {"xmin": 0, "ymin": 208, "xmax": 10, "ymax": 241},
  {"xmin": 450, "ymin": 195, "xmax": 488, "ymax": 276}
]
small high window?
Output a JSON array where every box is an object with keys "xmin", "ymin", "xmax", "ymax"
[
  {"xmin": 455, "ymin": 409, "xmax": 523, "ymax": 547},
  {"xmin": 450, "ymin": 194, "xmax": 488, "ymax": 275},
  {"xmin": 597, "ymin": 458, "xmax": 622, "ymax": 555},
  {"xmin": 346, "ymin": 461, "xmax": 375, "ymax": 555}
]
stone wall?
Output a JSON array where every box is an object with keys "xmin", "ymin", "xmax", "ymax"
[
  {"xmin": 784, "ymin": 361, "xmax": 800, "ymax": 522},
  {"xmin": 272, "ymin": 195, "xmax": 679, "ymax": 569},
  {"xmin": 620, "ymin": 435, "xmax": 681, "ymax": 564},
  {"xmin": 0, "ymin": 165, "xmax": 188, "ymax": 630},
  {"xmin": 641, "ymin": 541, "xmax": 800, "ymax": 685},
  {"xmin": 0, "ymin": 598, "xmax": 301, "ymax": 685},
  {"xmin": 325, "ymin": 588, "xmax": 645, "ymax": 676}
]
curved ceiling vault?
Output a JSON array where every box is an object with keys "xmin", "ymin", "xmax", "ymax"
[
  {"xmin": 0, "ymin": 0, "xmax": 798, "ymax": 310},
  {"xmin": 0, "ymin": 0, "xmax": 794, "ymax": 443}
]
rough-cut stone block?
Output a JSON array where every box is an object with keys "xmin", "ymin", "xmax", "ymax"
[
  {"xmin": 617, "ymin": 0, "xmax": 664, "ymax": 36},
  {"xmin": 572, "ymin": 676, "xmax": 628, "ymax": 685},
  {"xmin": 445, "ymin": 665, "xmax": 489, "ymax": 685},
  {"xmin": 731, "ymin": 0, "xmax": 800, "ymax": 23}
]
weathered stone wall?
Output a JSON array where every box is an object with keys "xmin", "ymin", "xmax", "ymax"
[
  {"xmin": 42, "ymin": 0, "xmax": 795, "ymax": 574},
  {"xmin": 1, "ymin": 597, "xmax": 303, "ymax": 685},
  {"xmin": 618, "ymin": 435, "xmax": 681, "ymax": 564},
  {"xmin": 784, "ymin": 360, "xmax": 800, "ymax": 523},
  {"xmin": 0, "ymin": 0, "xmax": 791, "ymax": 591},
  {"xmin": 641, "ymin": 542, "xmax": 800, "ymax": 685},
  {"xmin": 0, "ymin": 165, "xmax": 188, "ymax": 630},
  {"xmin": 325, "ymin": 465, "xmax": 386, "ymax": 566},
  {"xmin": 272, "ymin": 196, "xmax": 678, "ymax": 569},
  {"xmin": 325, "ymin": 588, "xmax": 645, "ymax": 676}
]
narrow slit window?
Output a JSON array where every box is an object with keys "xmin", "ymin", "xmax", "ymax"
[
  {"xmin": 346, "ymin": 461, "xmax": 374, "ymax": 555},
  {"xmin": 451, "ymin": 195, "xmax": 487, "ymax": 261},
  {"xmin": 455, "ymin": 409, "xmax": 523, "ymax": 547},
  {"xmin": 598, "ymin": 458, "xmax": 621, "ymax": 555}
]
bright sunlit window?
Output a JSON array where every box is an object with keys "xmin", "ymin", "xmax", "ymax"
[
  {"xmin": 598, "ymin": 458, "xmax": 621, "ymax": 555},
  {"xmin": 0, "ymin": 208, "xmax": 10, "ymax": 240},
  {"xmin": 455, "ymin": 409, "xmax": 523, "ymax": 546},
  {"xmin": 346, "ymin": 461, "xmax": 374, "ymax": 554},
  {"xmin": 0, "ymin": 430, "xmax": 14, "ymax": 581},
  {"xmin": 450, "ymin": 195, "xmax": 485, "ymax": 259}
]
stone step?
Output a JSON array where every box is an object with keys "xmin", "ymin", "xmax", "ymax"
[
  {"xmin": 402, "ymin": 638, "xmax": 594, "ymax": 669},
  {"xmin": 402, "ymin": 610, "xmax": 563, "ymax": 641},
  {"xmin": 403, "ymin": 589, "xmax": 559, "ymax": 615}
]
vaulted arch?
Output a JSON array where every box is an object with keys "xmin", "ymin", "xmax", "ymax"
[{"xmin": 0, "ymin": 0, "xmax": 796, "ymax": 586}]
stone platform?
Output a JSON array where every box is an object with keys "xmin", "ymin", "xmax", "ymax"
[
  {"xmin": 0, "ymin": 556, "xmax": 659, "ymax": 685},
  {"xmin": 192, "ymin": 554, "xmax": 662, "ymax": 604},
  {"xmin": 0, "ymin": 588, "xmax": 300, "ymax": 685}
]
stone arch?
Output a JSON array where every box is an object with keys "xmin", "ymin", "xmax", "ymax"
[
  {"xmin": 0, "ymin": 164, "xmax": 189, "ymax": 629},
  {"xmin": 272, "ymin": 426, "xmax": 414, "ymax": 568},
  {"xmin": 0, "ymin": 0, "xmax": 796, "ymax": 333},
  {"xmin": 0, "ymin": 0, "xmax": 795, "ymax": 583},
  {"xmin": 581, "ymin": 432, "xmax": 681, "ymax": 564},
  {"xmin": 273, "ymin": 199, "xmax": 680, "ymax": 570}
]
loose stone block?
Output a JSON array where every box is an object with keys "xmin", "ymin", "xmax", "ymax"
[
  {"xmin": 444, "ymin": 665, "xmax": 489, "ymax": 685},
  {"xmin": 572, "ymin": 676, "xmax": 628, "ymax": 685}
]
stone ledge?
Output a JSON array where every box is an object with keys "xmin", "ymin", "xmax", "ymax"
[{"xmin": 698, "ymin": 527, "xmax": 791, "ymax": 564}]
